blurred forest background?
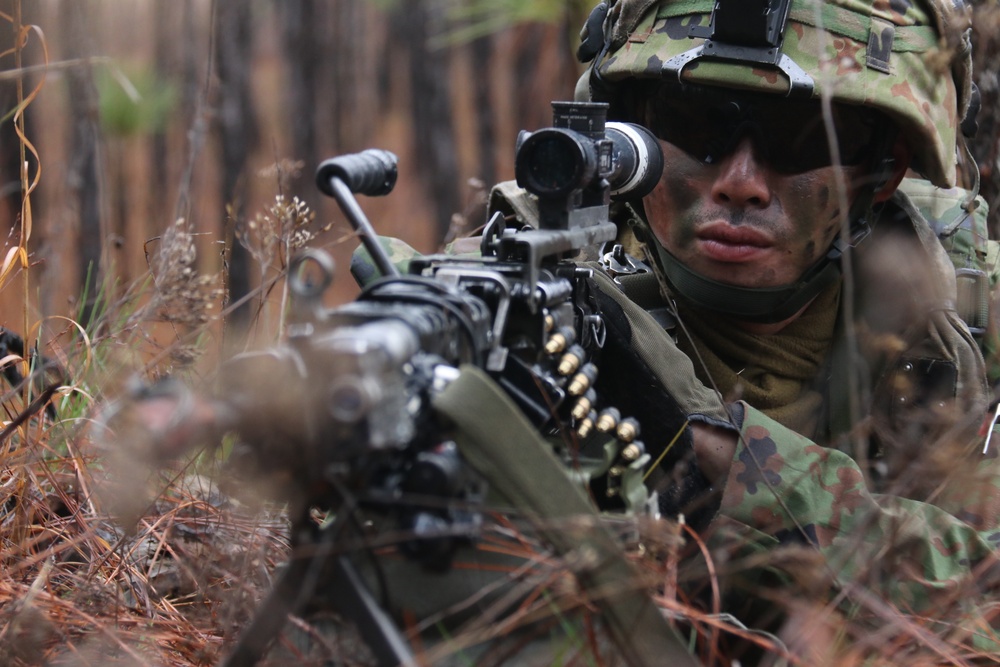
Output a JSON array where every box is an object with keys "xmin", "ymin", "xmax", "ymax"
[{"xmin": 0, "ymin": 0, "xmax": 589, "ymax": 354}]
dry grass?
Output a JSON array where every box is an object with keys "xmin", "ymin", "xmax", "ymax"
[
  {"xmin": 0, "ymin": 468, "xmax": 288, "ymax": 666},
  {"xmin": 4, "ymin": 265, "xmax": 1000, "ymax": 665},
  {"xmin": 0, "ymin": 216, "xmax": 286, "ymax": 666}
]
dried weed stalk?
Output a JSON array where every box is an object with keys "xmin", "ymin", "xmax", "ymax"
[
  {"xmin": 233, "ymin": 193, "xmax": 327, "ymax": 270},
  {"xmin": 126, "ymin": 218, "xmax": 225, "ymax": 369},
  {"xmin": 147, "ymin": 219, "xmax": 223, "ymax": 331},
  {"xmin": 231, "ymin": 179, "xmax": 332, "ymax": 333}
]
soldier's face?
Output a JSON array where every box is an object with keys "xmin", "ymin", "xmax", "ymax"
[
  {"xmin": 636, "ymin": 85, "xmax": 880, "ymax": 289},
  {"xmin": 643, "ymin": 137, "xmax": 865, "ymax": 289}
]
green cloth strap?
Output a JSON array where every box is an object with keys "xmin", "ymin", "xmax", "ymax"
[{"xmin": 432, "ymin": 365, "xmax": 697, "ymax": 667}]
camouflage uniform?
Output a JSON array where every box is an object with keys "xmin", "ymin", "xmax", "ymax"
[{"xmin": 573, "ymin": 0, "xmax": 1000, "ymax": 652}]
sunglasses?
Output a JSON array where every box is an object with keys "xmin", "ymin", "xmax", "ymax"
[{"xmin": 637, "ymin": 84, "xmax": 887, "ymax": 174}]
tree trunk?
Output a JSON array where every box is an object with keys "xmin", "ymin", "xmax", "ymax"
[
  {"xmin": 214, "ymin": 0, "xmax": 259, "ymax": 331},
  {"xmin": 172, "ymin": 0, "xmax": 204, "ymax": 226},
  {"xmin": 512, "ymin": 21, "xmax": 578, "ymax": 132},
  {"xmin": 471, "ymin": 33, "xmax": 497, "ymax": 189},
  {"xmin": 393, "ymin": 0, "xmax": 460, "ymax": 243},
  {"xmin": 0, "ymin": 0, "xmax": 24, "ymax": 233},
  {"xmin": 325, "ymin": 1, "xmax": 380, "ymax": 154},
  {"xmin": 277, "ymin": 0, "xmax": 320, "ymax": 198},
  {"xmin": 61, "ymin": 1, "xmax": 104, "ymax": 327},
  {"xmin": 150, "ymin": 0, "xmax": 174, "ymax": 231}
]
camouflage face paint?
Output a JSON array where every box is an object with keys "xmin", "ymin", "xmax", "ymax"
[{"xmin": 644, "ymin": 138, "xmax": 862, "ymax": 290}]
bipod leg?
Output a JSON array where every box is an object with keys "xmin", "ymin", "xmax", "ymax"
[
  {"xmin": 326, "ymin": 554, "xmax": 418, "ymax": 667},
  {"xmin": 220, "ymin": 544, "xmax": 314, "ymax": 667},
  {"xmin": 221, "ymin": 512, "xmax": 417, "ymax": 667}
]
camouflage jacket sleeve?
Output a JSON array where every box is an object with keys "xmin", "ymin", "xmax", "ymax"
[{"xmin": 719, "ymin": 402, "xmax": 1000, "ymax": 619}]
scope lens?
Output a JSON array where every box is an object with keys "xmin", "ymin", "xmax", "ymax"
[
  {"xmin": 525, "ymin": 136, "xmax": 579, "ymax": 194},
  {"xmin": 516, "ymin": 130, "xmax": 594, "ymax": 198}
]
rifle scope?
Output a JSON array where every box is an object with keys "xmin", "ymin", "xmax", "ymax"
[{"xmin": 514, "ymin": 102, "xmax": 663, "ymax": 201}]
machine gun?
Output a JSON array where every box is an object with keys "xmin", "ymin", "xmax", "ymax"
[{"xmin": 215, "ymin": 102, "xmax": 698, "ymax": 666}]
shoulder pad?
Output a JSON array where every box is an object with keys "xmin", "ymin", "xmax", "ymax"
[
  {"xmin": 893, "ymin": 177, "xmax": 995, "ymax": 340},
  {"xmin": 350, "ymin": 236, "xmax": 422, "ymax": 287},
  {"xmin": 487, "ymin": 180, "xmax": 539, "ymax": 230}
]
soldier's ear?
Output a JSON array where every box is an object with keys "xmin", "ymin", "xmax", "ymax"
[{"xmin": 873, "ymin": 135, "xmax": 913, "ymax": 203}]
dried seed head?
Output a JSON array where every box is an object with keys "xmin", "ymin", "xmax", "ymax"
[
  {"xmin": 147, "ymin": 218, "xmax": 223, "ymax": 338},
  {"xmin": 235, "ymin": 194, "xmax": 329, "ymax": 264}
]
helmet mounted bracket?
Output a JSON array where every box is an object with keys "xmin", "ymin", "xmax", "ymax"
[{"xmin": 662, "ymin": 0, "xmax": 814, "ymax": 97}]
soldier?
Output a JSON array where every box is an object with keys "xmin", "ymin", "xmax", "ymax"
[{"xmin": 551, "ymin": 0, "xmax": 1000, "ymax": 654}]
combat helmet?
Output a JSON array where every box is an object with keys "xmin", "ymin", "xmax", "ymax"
[{"xmin": 576, "ymin": 0, "xmax": 976, "ymax": 322}]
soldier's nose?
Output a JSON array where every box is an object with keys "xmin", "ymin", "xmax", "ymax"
[{"xmin": 710, "ymin": 138, "xmax": 772, "ymax": 210}]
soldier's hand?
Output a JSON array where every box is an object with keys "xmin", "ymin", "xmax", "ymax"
[
  {"xmin": 127, "ymin": 393, "xmax": 227, "ymax": 459},
  {"xmin": 97, "ymin": 378, "xmax": 234, "ymax": 461},
  {"xmin": 691, "ymin": 422, "xmax": 737, "ymax": 487}
]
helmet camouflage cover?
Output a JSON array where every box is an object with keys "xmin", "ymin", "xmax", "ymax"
[{"xmin": 584, "ymin": 0, "xmax": 973, "ymax": 188}]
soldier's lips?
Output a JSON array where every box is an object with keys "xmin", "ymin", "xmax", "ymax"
[{"xmin": 695, "ymin": 224, "xmax": 774, "ymax": 263}]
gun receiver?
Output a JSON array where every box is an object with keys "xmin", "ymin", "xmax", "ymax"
[{"xmin": 219, "ymin": 102, "xmax": 695, "ymax": 667}]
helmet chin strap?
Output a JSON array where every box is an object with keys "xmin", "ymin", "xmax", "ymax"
[
  {"xmin": 635, "ymin": 193, "xmax": 877, "ymax": 324},
  {"xmin": 650, "ymin": 232, "xmax": 852, "ymax": 323}
]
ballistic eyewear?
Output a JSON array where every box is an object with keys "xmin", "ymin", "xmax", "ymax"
[{"xmin": 639, "ymin": 84, "xmax": 887, "ymax": 174}]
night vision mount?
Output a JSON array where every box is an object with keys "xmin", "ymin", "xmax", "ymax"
[{"xmin": 663, "ymin": 0, "xmax": 815, "ymax": 96}]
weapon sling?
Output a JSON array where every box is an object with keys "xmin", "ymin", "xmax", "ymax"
[{"xmin": 433, "ymin": 365, "xmax": 697, "ymax": 667}]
